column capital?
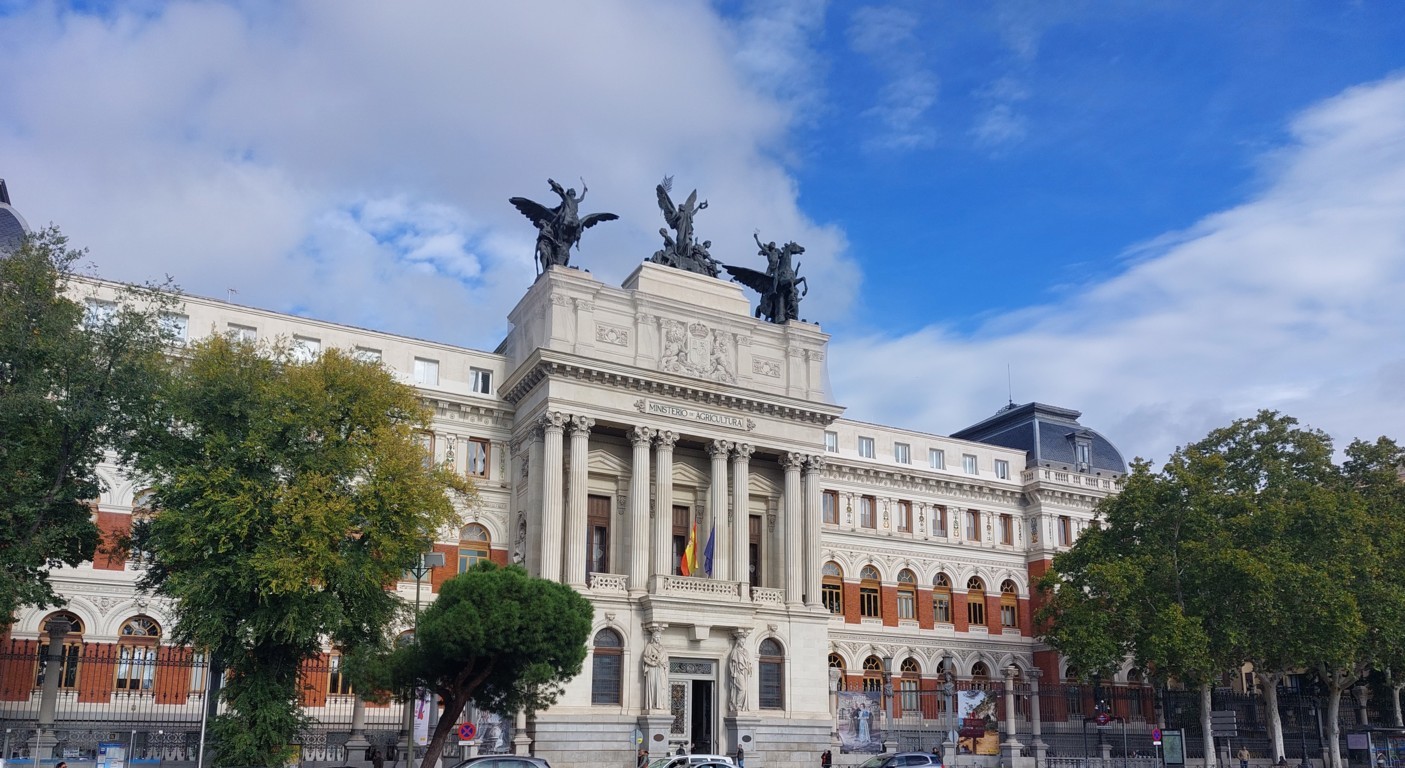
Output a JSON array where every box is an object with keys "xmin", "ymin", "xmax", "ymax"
[
  {"xmin": 540, "ymin": 411, "xmax": 567, "ymax": 432},
  {"xmin": 655, "ymin": 430, "xmax": 679, "ymax": 449},
  {"xmin": 709, "ymin": 439, "xmax": 733, "ymax": 458},
  {"xmin": 569, "ymin": 414, "xmax": 596, "ymax": 434},
  {"xmin": 732, "ymin": 443, "xmax": 755, "ymax": 461},
  {"xmin": 629, "ymin": 425, "xmax": 655, "ymax": 446},
  {"xmin": 804, "ymin": 455, "xmax": 827, "ymax": 474},
  {"xmin": 782, "ymin": 452, "xmax": 806, "ymax": 471}
]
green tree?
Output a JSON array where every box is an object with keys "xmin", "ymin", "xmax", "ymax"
[
  {"xmin": 0, "ymin": 226, "xmax": 175, "ymax": 626},
  {"xmin": 131, "ymin": 335, "xmax": 473, "ymax": 768},
  {"xmin": 363, "ymin": 562, "xmax": 592, "ymax": 768}
]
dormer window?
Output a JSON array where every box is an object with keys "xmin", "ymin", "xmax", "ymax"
[{"xmin": 1069, "ymin": 430, "xmax": 1094, "ymax": 473}]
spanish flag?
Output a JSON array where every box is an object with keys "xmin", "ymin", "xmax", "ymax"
[{"xmin": 680, "ymin": 522, "xmax": 698, "ymax": 576}]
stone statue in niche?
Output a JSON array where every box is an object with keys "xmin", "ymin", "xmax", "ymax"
[
  {"xmin": 642, "ymin": 627, "xmax": 669, "ymax": 711},
  {"xmin": 509, "ymin": 178, "xmax": 618, "ymax": 277},
  {"xmin": 728, "ymin": 634, "xmax": 752, "ymax": 713},
  {"xmin": 722, "ymin": 234, "xmax": 808, "ymax": 323}
]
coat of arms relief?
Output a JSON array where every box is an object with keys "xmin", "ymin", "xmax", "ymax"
[{"xmin": 659, "ymin": 319, "xmax": 736, "ymax": 384}]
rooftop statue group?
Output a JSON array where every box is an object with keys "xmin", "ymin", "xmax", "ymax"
[{"xmin": 508, "ymin": 176, "xmax": 807, "ymax": 324}]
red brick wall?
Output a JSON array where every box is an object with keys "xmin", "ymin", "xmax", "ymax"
[
  {"xmin": 953, "ymin": 592, "xmax": 969, "ymax": 632},
  {"xmin": 0, "ymin": 639, "xmax": 38, "ymax": 701},
  {"xmin": 299, "ymin": 653, "xmax": 329, "ymax": 708},
  {"xmin": 429, "ymin": 543, "xmax": 457, "ymax": 592},
  {"xmin": 916, "ymin": 587, "xmax": 935, "ymax": 629},
  {"xmin": 880, "ymin": 585, "xmax": 898, "ymax": 627},
  {"xmin": 77, "ymin": 642, "xmax": 117, "ymax": 703},
  {"xmin": 1026, "ymin": 558, "xmax": 1053, "ymax": 634},
  {"xmin": 1019, "ymin": 597, "xmax": 1033, "ymax": 636},
  {"xmin": 489, "ymin": 548, "xmax": 508, "ymax": 567},
  {"xmin": 842, "ymin": 581, "xmax": 860, "ymax": 624},
  {"xmin": 985, "ymin": 594, "xmax": 1002, "ymax": 635},
  {"xmin": 93, "ymin": 511, "xmax": 131, "ymax": 570},
  {"xmin": 154, "ymin": 646, "xmax": 194, "ymax": 705}
]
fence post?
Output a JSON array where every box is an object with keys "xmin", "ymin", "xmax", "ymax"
[
  {"xmin": 1029, "ymin": 670, "xmax": 1047, "ymax": 768},
  {"xmin": 1003, "ymin": 666, "xmax": 1025, "ymax": 764}
]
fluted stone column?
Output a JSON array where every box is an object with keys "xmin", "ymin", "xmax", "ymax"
[
  {"xmin": 1028, "ymin": 668, "xmax": 1047, "ymax": 765},
  {"xmin": 628, "ymin": 426, "xmax": 654, "ymax": 593},
  {"xmin": 652, "ymin": 431, "xmax": 678, "ymax": 582},
  {"xmin": 708, "ymin": 440, "xmax": 732, "ymax": 578},
  {"xmin": 565, "ymin": 415, "xmax": 594, "ymax": 587},
  {"xmin": 803, "ymin": 456, "xmax": 826, "ymax": 607},
  {"xmin": 730, "ymin": 444, "xmax": 754, "ymax": 584},
  {"xmin": 1002, "ymin": 665, "xmax": 1024, "ymax": 761},
  {"xmin": 782, "ymin": 452, "xmax": 805, "ymax": 606},
  {"xmin": 539, "ymin": 412, "xmax": 566, "ymax": 583}
]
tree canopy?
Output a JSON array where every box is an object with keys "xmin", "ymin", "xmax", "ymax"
[
  {"xmin": 1037, "ymin": 411, "xmax": 1405, "ymax": 768},
  {"xmin": 0, "ymin": 227, "xmax": 175, "ymax": 626},
  {"xmin": 360, "ymin": 562, "xmax": 593, "ymax": 768},
  {"xmin": 131, "ymin": 334, "xmax": 473, "ymax": 768}
]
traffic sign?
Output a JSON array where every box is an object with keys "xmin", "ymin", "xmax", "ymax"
[
  {"xmin": 457, "ymin": 722, "xmax": 477, "ymax": 741},
  {"xmin": 1152, "ymin": 727, "xmax": 1163, "ymax": 745},
  {"xmin": 1095, "ymin": 712, "xmax": 1112, "ymax": 727}
]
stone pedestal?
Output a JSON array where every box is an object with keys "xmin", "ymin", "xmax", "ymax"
[
  {"xmin": 513, "ymin": 710, "xmax": 532, "ymax": 755},
  {"xmin": 725, "ymin": 715, "xmax": 761, "ymax": 761},
  {"xmin": 640, "ymin": 714, "xmax": 677, "ymax": 759}
]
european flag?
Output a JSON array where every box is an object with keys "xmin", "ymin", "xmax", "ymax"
[{"xmin": 703, "ymin": 524, "xmax": 716, "ymax": 577}]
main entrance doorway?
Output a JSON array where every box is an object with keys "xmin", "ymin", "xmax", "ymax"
[{"xmin": 668, "ymin": 659, "xmax": 717, "ymax": 754}]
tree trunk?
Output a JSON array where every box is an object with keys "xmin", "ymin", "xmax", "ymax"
[
  {"xmin": 1325, "ymin": 685, "xmax": 1343, "ymax": 768},
  {"xmin": 1392, "ymin": 683, "xmax": 1403, "ymax": 728},
  {"xmin": 1202, "ymin": 683, "xmax": 1217, "ymax": 768},
  {"xmin": 420, "ymin": 693, "xmax": 471, "ymax": 768},
  {"xmin": 1260, "ymin": 671, "xmax": 1286, "ymax": 761}
]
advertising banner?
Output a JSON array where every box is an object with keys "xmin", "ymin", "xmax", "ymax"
[
  {"xmin": 956, "ymin": 689, "xmax": 999, "ymax": 756},
  {"xmin": 837, "ymin": 690, "xmax": 884, "ymax": 754}
]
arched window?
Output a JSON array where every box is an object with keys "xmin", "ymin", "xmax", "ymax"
[
  {"xmin": 758, "ymin": 639, "xmax": 784, "ymax": 710},
  {"xmin": 971, "ymin": 661, "xmax": 990, "ymax": 683},
  {"xmin": 899, "ymin": 657, "xmax": 921, "ymax": 715},
  {"xmin": 966, "ymin": 577, "xmax": 986, "ymax": 626},
  {"xmin": 36, "ymin": 611, "xmax": 84, "ymax": 689},
  {"xmin": 458, "ymin": 524, "xmax": 491, "ymax": 573},
  {"xmin": 932, "ymin": 573, "xmax": 952, "ymax": 624},
  {"xmin": 590, "ymin": 628, "xmax": 623, "ymax": 705},
  {"xmin": 862, "ymin": 656, "xmax": 884, "ymax": 693},
  {"xmin": 828, "ymin": 652, "xmax": 847, "ymax": 690},
  {"xmin": 859, "ymin": 566, "xmax": 881, "ymax": 619},
  {"xmin": 116, "ymin": 616, "xmax": 161, "ymax": 691},
  {"xmin": 822, "ymin": 562, "xmax": 844, "ymax": 614},
  {"xmin": 999, "ymin": 580, "xmax": 1019, "ymax": 629},
  {"xmin": 327, "ymin": 650, "xmax": 353, "ymax": 696},
  {"xmin": 896, "ymin": 569, "xmax": 917, "ymax": 620}
]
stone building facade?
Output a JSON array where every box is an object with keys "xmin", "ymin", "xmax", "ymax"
[{"xmin": 2, "ymin": 262, "xmax": 1126, "ymax": 768}]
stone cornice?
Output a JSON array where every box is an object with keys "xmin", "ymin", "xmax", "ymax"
[
  {"xmin": 821, "ymin": 460, "xmax": 1024, "ymax": 506},
  {"xmin": 500, "ymin": 351, "xmax": 844, "ymax": 427}
]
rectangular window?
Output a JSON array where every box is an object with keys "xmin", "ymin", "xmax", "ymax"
[
  {"xmin": 859, "ymin": 586, "xmax": 880, "ymax": 618},
  {"xmin": 84, "ymin": 298, "xmax": 117, "ymax": 328},
  {"xmin": 671, "ymin": 505, "xmax": 691, "ymax": 575},
  {"xmin": 966, "ymin": 510, "xmax": 981, "ymax": 542},
  {"xmin": 413, "ymin": 357, "xmax": 439, "ymax": 386},
  {"xmin": 859, "ymin": 496, "xmax": 876, "ymax": 529},
  {"xmin": 897, "ymin": 590, "xmax": 915, "ymax": 620},
  {"xmin": 822, "ymin": 490, "xmax": 839, "ymax": 525},
  {"xmin": 968, "ymin": 598, "xmax": 986, "ymax": 626},
  {"xmin": 995, "ymin": 459, "xmax": 1010, "ymax": 479},
  {"xmin": 35, "ymin": 643, "xmax": 80, "ymax": 689},
  {"xmin": 160, "ymin": 312, "xmax": 188, "ymax": 344},
  {"xmin": 465, "ymin": 438, "xmax": 489, "ymax": 478},
  {"xmin": 1001, "ymin": 604, "xmax": 1018, "ymax": 628},
  {"xmin": 227, "ymin": 323, "xmax": 256, "ymax": 342},
  {"xmin": 470, "ymin": 367, "xmax": 492, "ymax": 394},
  {"xmin": 292, "ymin": 336, "xmax": 320, "ymax": 362},
  {"xmin": 929, "ymin": 448, "xmax": 945, "ymax": 469},
  {"xmin": 327, "ymin": 653, "xmax": 353, "ymax": 696},
  {"xmin": 824, "ymin": 431, "xmax": 838, "ymax": 452},
  {"xmin": 587, "ymin": 495, "xmax": 611, "ymax": 576},
  {"xmin": 822, "ymin": 581, "xmax": 843, "ymax": 614},
  {"xmin": 354, "ymin": 346, "xmax": 382, "ymax": 363},
  {"xmin": 934, "ymin": 594, "xmax": 952, "ymax": 623},
  {"xmin": 897, "ymin": 500, "xmax": 912, "ymax": 532},
  {"xmin": 458, "ymin": 544, "xmax": 488, "ymax": 573},
  {"xmin": 894, "ymin": 443, "xmax": 911, "ymax": 464},
  {"xmin": 413, "ymin": 431, "xmax": 434, "ymax": 468},
  {"xmin": 1077, "ymin": 443, "xmax": 1091, "ymax": 470},
  {"xmin": 1058, "ymin": 516, "xmax": 1073, "ymax": 546},
  {"xmin": 591, "ymin": 649, "xmax": 622, "ymax": 705},
  {"xmin": 1000, "ymin": 513, "xmax": 1013, "ymax": 545},
  {"xmin": 858, "ymin": 437, "xmax": 875, "ymax": 459},
  {"xmin": 190, "ymin": 651, "xmax": 207, "ymax": 693},
  {"xmin": 115, "ymin": 646, "xmax": 157, "ymax": 691},
  {"xmin": 749, "ymin": 515, "xmax": 762, "ymax": 588},
  {"xmin": 963, "ymin": 454, "xmax": 979, "ymax": 474},
  {"xmin": 759, "ymin": 658, "xmax": 784, "ymax": 710},
  {"xmin": 933, "ymin": 505, "xmax": 948, "ymax": 537}
]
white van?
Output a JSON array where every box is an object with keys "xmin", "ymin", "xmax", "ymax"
[{"xmin": 648, "ymin": 755, "xmax": 737, "ymax": 768}]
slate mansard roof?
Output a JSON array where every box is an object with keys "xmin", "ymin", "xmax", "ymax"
[
  {"xmin": 952, "ymin": 401, "xmax": 1127, "ymax": 476},
  {"xmin": 0, "ymin": 179, "xmax": 31, "ymax": 253}
]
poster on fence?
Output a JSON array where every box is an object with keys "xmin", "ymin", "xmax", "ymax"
[
  {"xmin": 836, "ymin": 690, "xmax": 884, "ymax": 754},
  {"xmin": 957, "ymin": 689, "xmax": 999, "ymax": 756},
  {"xmin": 471, "ymin": 708, "xmax": 512, "ymax": 754}
]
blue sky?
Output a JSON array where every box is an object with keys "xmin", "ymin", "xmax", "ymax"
[{"xmin": 2, "ymin": 0, "xmax": 1404, "ymax": 464}]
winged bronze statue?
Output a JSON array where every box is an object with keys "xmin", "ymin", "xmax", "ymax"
[
  {"xmin": 648, "ymin": 176, "xmax": 717, "ymax": 277},
  {"xmin": 723, "ymin": 234, "xmax": 808, "ymax": 323},
  {"xmin": 509, "ymin": 178, "xmax": 618, "ymax": 277}
]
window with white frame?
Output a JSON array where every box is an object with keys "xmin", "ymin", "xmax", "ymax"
[
  {"xmin": 894, "ymin": 442, "xmax": 911, "ymax": 464},
  {"xmin": 930, "ymin": 448, "xmax": 945, "ymax": 469},
  {"xmin": 465, "ymin": 438, "xmax": 489, "ymax": 478},
  {"xmin": 470, "ymin": 367, "xmax": 492, "ymax": 394},
  {"xmin": 963, "ymin": 454, "xmax": 978, "ymax": 474},
  {"xmin": 83, "ymin": 299, "xmax": 117, "ymax": 328},
  {"xmin": 858, "ymin": 437, "xmax": 875, "ymax": 458},
  {"xmin": 824, "ymin": 431, "xmax": 838, "ymax": 452},
  {"xmin": 292, "ymin": 336, "xmax": 320, "ymax": 362},
  {"xmin": 160, "ymin": 312, "xmax": 188, "ymax": 344},
  {"xmin": 413, "ymin": 357, "xmax": 439, "ymax": 386},
  {"xmin": 227, "ymin": 323, "xmax": 256, "ymax": 342},
  {"xmin": 995, "ymin": 459, "xmax": 1010, "ymax": 479}
]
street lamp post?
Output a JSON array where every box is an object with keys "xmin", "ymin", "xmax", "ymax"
[
  {"xmin": 403, "ymin": 550, "xmax": 445, "ymax": 768},
  {"xmin": 882, "ymin": 656, "xmax": 894, "ymax": 750},
  {"xmin": 942, "ymin": 652, "xmax": 958, "ymax": 765}
]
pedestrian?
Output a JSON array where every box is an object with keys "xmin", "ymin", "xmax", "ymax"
[
  {"xmin": 736, "ymin": 746, "xmax": 745, "ymax": 768},
  {"xmin": 370, "ymin": 745, "xmax": 385, "ymax": 768},
  {"xmin": 1238, "ymin": 746, "xmax": 1250, "ymax": 768},
  {"xmin": 676, "ymin": 744, "xmax": 686, "ymax": 756},
  {"xmin": 821, "ymin": 749, "xmax": 832, "ymax": 768},
  {"xmin": 57, "ymin": 762, "xmax": 68, "ymax": 768},
  {"xmin": 638, "ymin": 747, "xmax": 649, "ymax": 768}
]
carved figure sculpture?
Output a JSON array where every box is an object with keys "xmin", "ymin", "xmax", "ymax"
[
  {"xmin": 509, "ymin": 178, "xmax": 618, "ymax": 277},
  {"xmin": 642, "ymin": 628, "xmax": 669, "ymax": 711},
  {"xmin": 728, "ymin": 639, "xmax": 752, "ymax": 713},
  {"xmin": 649, "ymin": 176, "xmax": 718, "ymax": 277},
  {"xmin": 722, "ymin": 234, "xmax": 809, "ymax": 323}
]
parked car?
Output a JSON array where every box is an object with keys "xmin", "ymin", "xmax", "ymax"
[
  {"xmin": 856, "ymin": 752, "xmax": 943, "ymax": 768},
  {"xmin": 648, "ymin": 754, "xmax": 737, "ymax": 768},
  {"xmin": 450, "ymin": 755, "xmax": 552, "ymax": 768}
]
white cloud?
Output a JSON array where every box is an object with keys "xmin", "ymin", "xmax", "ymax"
[
  {"xmin": 0, "ymin": 0, "xmax": 859, "ymax": 348},
  {"xmin": 832, "ymin": 74, "xmax": 1405, "ymax": 464},
  {"xmin": 846, "ymin": 5, "xmax": 940, "ymax": 151}
]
